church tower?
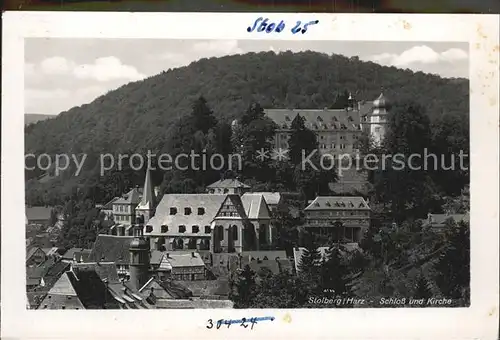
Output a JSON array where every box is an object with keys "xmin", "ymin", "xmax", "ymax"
[
  {"xmin": 370, "ymin": 91, "xmax": 390, "ymax": 146},
  {"xmin": 129, "ymin": 224, "xmax": 150, "ymax": 291},
  {"xmin": 136, "ymin": 168, "xmax": 156, "ymax": 223}
]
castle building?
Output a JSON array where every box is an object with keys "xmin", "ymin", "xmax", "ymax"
[
  {"xmin": 206, "ymin": 179, "xmax": 251, "ymax": 195},
  {"xmin": 264, "ymin": 91, "xmax": 389, "ymax": 156},
  {"xmin": 264, "ymin": 91, "xmax": 390, "ymax": 194},
  {"xmin": 304, "ymin": 196, "xmax": 371, "ymax": 243}
]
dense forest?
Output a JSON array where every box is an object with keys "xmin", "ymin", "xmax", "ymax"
[{"xmin": 25, "ymin": 50, "xmax": 468, "ymax": 174}]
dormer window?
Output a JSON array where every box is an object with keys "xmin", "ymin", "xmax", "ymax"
[
  {"xmin": 359, "ymin": 203, "xmax": 365, "ymax": 208},
  {"xmin": 184, "ymin": 207, "xmax": 192, "ymax": 215},
  {"xmin": 146, "ymin": 225, "xmax": 153, "ymax": 233},
  {"xmin": 204, "ymin": 226, "xmax": 211, "ymax": 233},
  {"xmin": 169, "ymin": 207, "xmax": 177, "ymax": 215},
  {"xmin": 349, "ymin": 202, "xmax": 354, "ymax": 207},
  {"xmin": 332, "ymin": 116, "xmax": 338, "ymax": 122},
  {"xmin": 348, "ymin": 116, "xmax": 354, "ymax": 122},
  {"xmin": 314, "ymin": 202, "xmax": 320, "ymax": 207},
  {"xmin": 325, "ymin": 202, "xmax": 331, "ymax": 207},
  {"xmin": 285, "ymin": 115, "xmax": 290, "ymax": 121},
  {"xmin": 160, "ymin": 225, "xmax": 168, "ymax": 233},
  {"xmin": 198, "ymin": 208, "xmax": 205, "ymax": 215},
  {"xmin": 317, "ymin": 116, "xmax": 323, "ymax": 122},
  {"xmin": 192, "ymin": 225, "xmax": 199, "ymax": 233},
  {"xmin": 178, "ymin": 225, "xmax": 186, "ymax": 233}
]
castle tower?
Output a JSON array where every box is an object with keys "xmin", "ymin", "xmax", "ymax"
[
  {"xmin": 136, "ymin": 168, "xmax": 156, "ymax": 223},
  {"xmin": 370, "ymin": 91, "xmax": 390, "ymax": 146},
  {"xmin": 129, "ymin": 224, "xmax": 150, "ymax": 291}
]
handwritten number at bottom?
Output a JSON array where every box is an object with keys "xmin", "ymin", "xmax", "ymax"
[{"xmin": 206, "ymin": 319, "xmax": 213, "ymax": 329}]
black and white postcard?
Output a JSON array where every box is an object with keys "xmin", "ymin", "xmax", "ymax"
[{"xmin": 2, "ymin": 12, "xmax": 499, "ymax": 340}]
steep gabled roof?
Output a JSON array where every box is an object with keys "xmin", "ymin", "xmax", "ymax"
[
  {"xmin": 247, "ymin": 192, "xmax": 282, "ymax": 206},
  {"xmin": 240, "ymin": 193, "xmax": 271, "ymax": 219},
  {"xmin": 207, "ymin": 179, "xmax": 250, "ymax": 189},
  {"xmin": 114, "ymin": 188, "xmax": 142, "ymax": 205},
  {"xmin": 88, "ymin": 235, "xmax": 133, "ymax": 265}
]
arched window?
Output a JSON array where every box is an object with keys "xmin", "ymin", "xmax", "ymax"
[{"xmin": 232, "ymin": 225, "xmax": 238, "ymax": 241}]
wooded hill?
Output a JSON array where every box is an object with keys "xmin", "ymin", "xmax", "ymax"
[{"xmin": 25, "ymin": 50, "xmax": 468, "ymax": 157}]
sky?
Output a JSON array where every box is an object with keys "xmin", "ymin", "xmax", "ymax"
[{"xmin": 25, "ymin": 39, "xmax": 469, "ymax": 115}]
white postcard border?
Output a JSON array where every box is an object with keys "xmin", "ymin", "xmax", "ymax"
[{"xmin": 2, "ymin": 12, "xmax": 499, "ymax": 340}]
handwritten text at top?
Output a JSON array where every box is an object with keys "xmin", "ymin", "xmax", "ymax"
[{"xmin": 247, "ymin": 17, "xmax": 319, "ymax": 34}]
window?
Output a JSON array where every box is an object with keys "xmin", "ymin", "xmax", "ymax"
[
  {"xmin": 198, "ymin": 208, "xmax": 205, "ymax": 215},
  {"xmin": 170, "ymin": 207, "xmax": 177, "ymax": 215},
  {"xmin": 331, "ymin": 143, "xmax": 336, "ymax": 149},
  {"xmin": 232, "ymin": 226, "xmax": 238, "ymax": 240},
  {"xmin": 160, "ymin": 225, "xmax": 168, "ymax": 233},
  {"xmin": 320, "ymin": 135, "xmax": 324, "ymax": 139},
  {"xmin": 223, "ymin": 189, "xmax": 229, "ymax": 194},
  {"xmin": 204, "ymin": 226, "xmax": 211, "ymax": 233},
  {"xmin": 192, "ymin": 225, "xmax": 199, "ymax": 233},
  {"xmin": 184, "ymin": 207, "xmax": 192, "ymax": 215},
  {"xmin": 179, "ymin": 225, "xmax": 186, "ymax": 233}
]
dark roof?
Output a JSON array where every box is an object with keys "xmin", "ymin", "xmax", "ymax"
[
  {"xmin": 243, "ymin": 258, "xmax": 293, "ymax": 275},
  {"xmin": 305, "ymin": 196, "xmax": 370, "ymax": 211},
  {"xmin": 114, "ymin": 188, "xmax": 142, "ymax": 205},
  {"xmin": 102, "ymin": 197, "xmax": 119, "ymax": 210},
  {"xmin": 139, "ymin": 278, "xmax": 192, "ymax": 300},
  {"xmin": 72, "ymin": 262, "xmax": 120, "ymax": 283},
  {"xmin": 26, "ymin": 206, "xmax": 52, "ymax": 221},
  {"xmin": 88, "ymin": 235, "xmax": 133, "ymax": 265},
  {"xmin": 38, "ymin": 293, "xmax": 85, "ymax": 310},
  {"xmin": 26, "ymin": 247, "xmax": 46, "ymax": 261},
  {"xmin": 62, "ymin": 248, "xmax": 92, "ymax": 261},
  {"xmin": 207, "ymin": 179, "xmax": 251, "ymax": 189},
  {"xmin": 66, "ymin": 268, "xmax": 120, "ymax": 309},
  {"xmin": 265, "ymin": 108, "xmax": 363, "ymax": 131}
]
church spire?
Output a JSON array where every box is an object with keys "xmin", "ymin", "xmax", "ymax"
[{"xmin": 136, "ymin": 167, "xmax": 156, "ymax": 222}]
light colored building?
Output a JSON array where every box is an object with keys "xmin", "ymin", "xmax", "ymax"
[
  {"xmin": 422, "ymin": 213, "xmax": 470, "ymax": 231},
  {"xmin": 304, "ymin": 196, "xmax": 371, "ymax": 243},
  {"xmin": 206, "ymin": 179, "xmax": 251, "ymax": 195},
  {"xmin": 145, "ymin": 193, "xmax": 274, "ymax": 253}
]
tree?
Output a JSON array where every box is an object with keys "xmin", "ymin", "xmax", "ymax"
[
  {"xmin": 298, "ymin": 242, "xmax": 322, "ymax": 284},
  {"xmin": 321, "ymin": 244, "xmax": 350, "ymax": 297},
  {"xmin": 230, "ymin": 265, "xmax": 257, "ymax": 308},
  {"xmin": 434, "ymin": 221, "xmax": 470, "ymax": 301},
  {"xmin": 375, "ymin": 101, "xmax": 441, "ymax": 222},
  {"xmin": 413, "ymin": 274, "xmax": 432, "ymax": 300},
  {"xmin": 288, "ymin": 114, "xmax": 318, "ymax": 165}
]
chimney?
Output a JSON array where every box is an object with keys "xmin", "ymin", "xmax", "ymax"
[
  {"xmin": 166, "ymin": 253, "xmax": 170, "ymax": 258},
  {"xmin": 427, "ymin": 213, "xmax": 433, "ymax": 223},
  {"xmin": 191, "ymin": 252, "xmax": 196, "ymax": 258}
]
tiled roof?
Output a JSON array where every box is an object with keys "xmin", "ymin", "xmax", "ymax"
[
  {"xmin": 72, "ymin": 262, "xmax": 120, "ymax": 283},
  {"xmin": 240, "ymin": 193, "xmax": 271, "ymax": 219},
  {"xmin": 424, "ymin": 213, "xmax": 470, "ymax": 227},
  {"xmin": 62, "ymin": 248, "xmax": 92, "ymax": 261},
  {"xmin": 240, "ymin": 250, "xmax": 287, "ymax": 261},
  {"xmin": 139, "ymin": 278, "xmax": 192, "ymax": 300},
  {"xmin": 102, "ymin": 197, "xmax": 119, "ymax": 210},
  {"xmin": 38, "ymin": 293, "xmax": 85, "ymax": 310},
  {"xmin": 242, "ymin": 258, "xmax": 293, "ymax": 275},
  {"xmin": 88, "ymin": 235, "xmax": 133, "ymax": 265},
  {"xmin": 247, "ymin": 192, "xmax": 282, "ymax": 206},
  {"xmin": 47, "ymin": 271, "xmax": 78, "ymax": 295},
  {"xmin": 42, "ymin": 247, "xmax": 60, "ymax": 256},
  {"xmin": 164, "ymin": 252, "xmax": 206, "ymax": 268},
  {"xmin": 146, "ymin": 194, "xmax": 228, "ymax": 235},
  {"xmin": 265, "ymin": 108, "xmax": 363, "ymax": 131},
  {"xmin": 154, "ymin": 298, "xmax": 234, "ymax": 309},
  {"xmin": 25, "ymin": 206, "xmax": 52, "ymax": 221},
  {"xmin": 26, "ymin": 247, "xmax": 45, "ymax": 262},
  {"xmin": 114, "ymin": 188, "xmax": 143, "ymax": 205},
  {"xmin": 66, "ymin": 267, "xmax": 120, "ymax": 309},
  {"xmin": 207, "ymin": 179, "xmax": 251, "ymax": 189},
  {"xmin": 305, "ymin": 196, "xmax": 370, "ymax": 211}
]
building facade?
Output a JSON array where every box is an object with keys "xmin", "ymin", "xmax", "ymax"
[
  {"xmin": 144, "ymin": 192, "xmax": 273, "ymax": 253},
  {"xmin": 304, "ymin": 196, "xmax": 371, "ymax": 243}
]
